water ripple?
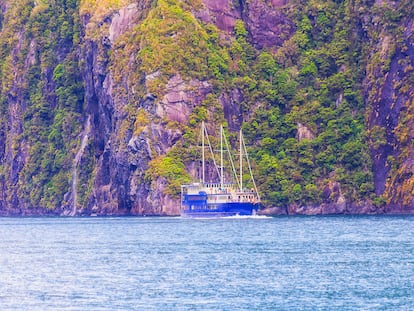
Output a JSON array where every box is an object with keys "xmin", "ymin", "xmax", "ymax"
[{"xmin": 0, "ymin": 216, "xmax": 413, "ymax": 310}]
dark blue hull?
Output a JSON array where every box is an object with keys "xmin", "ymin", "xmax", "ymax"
[{"xmin": 181, "ymin": 202, "xmax": 258, "ymax": 218}]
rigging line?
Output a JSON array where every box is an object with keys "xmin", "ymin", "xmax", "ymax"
[
  {"xmin": 222, "ymin": 128, "xmax": 240, "ymax": 189},
  {"xmin": 204, "ymin": 125, "xmax": 221, "ymax": 181},
  {"xmin": 241, "ymin": 131, "xmax": 261, "ymax": 202}
]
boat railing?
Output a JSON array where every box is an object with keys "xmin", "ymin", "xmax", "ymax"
[{"xmin": 182, "ymin": 181, "xmax": 260, "ymax": 203}]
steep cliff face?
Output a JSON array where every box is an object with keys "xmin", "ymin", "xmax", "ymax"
[
  {"xmin": 0, "ymin": 0, "xmax": 85, "ymax": 215},
  {"xmin": 363, "ymin": 0, "xmax": 414, "ymax": 211},
  {"xmin": 0, "ymin": 0, "xmax": 413, "ymax": 216},
  {"xmin": 76, "ymin": 0, "xmax": 297, "ymax": 216}
]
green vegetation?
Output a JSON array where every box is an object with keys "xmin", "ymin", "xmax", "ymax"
[
  {"xmin": 141, "ymin": 0, "xmax": 375, "ymax": 206},
  {"xmin": 0, "ymin": 0, "xmax": 412, "ymax": 211},
  {"xmin": 135, "ymin": 0, "xmax": 229, "ymax": 95},
  {"xmin": 239, "ymin": 1, "xmax": 374, "ymax": 207},
  {"xmin": 145, "ymin": 154, "xmax": 191, "ymax": 197},
  {"xmin": 113, "ymin": 0, "xmax": 411, "ymax": 208},
  {"xmin": 0, "ymin": 0, "xmax": 87, "ymax": 209}
]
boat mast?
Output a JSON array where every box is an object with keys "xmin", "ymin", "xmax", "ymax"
[
  {"xmin": 239, "ymin": 128, "xmax": 243, "ymax": 192},
  {"xmin": 220, "ymin": 125, "xmax": 224, "ymax": 188},
  {"xmin": 202, "ymin": 121, "xmax": 205, "ymax": 184}
]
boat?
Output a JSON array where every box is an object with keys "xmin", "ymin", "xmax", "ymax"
[{"xmin": 180, "ymin": 122, "xmax": 261, "ymax": 217}]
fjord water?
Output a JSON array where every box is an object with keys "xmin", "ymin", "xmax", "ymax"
[{"xmin": 0, "ymin": 216, "xmax": 413, "ymax": 310}]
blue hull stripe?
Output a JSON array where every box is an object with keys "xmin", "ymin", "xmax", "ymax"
[{"xmin": 181, "ymin": 199, "xmax": 258, "ymax": 217}]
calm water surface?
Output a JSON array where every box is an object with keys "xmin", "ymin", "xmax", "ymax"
[{"xmin": 0, "ymin": 216, "xmax": 413, "ymax": 310}]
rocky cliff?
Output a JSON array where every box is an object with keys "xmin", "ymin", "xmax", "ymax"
[{"xmin": 0, "ymin": 0, "xmax": 413, "ymax": 216}]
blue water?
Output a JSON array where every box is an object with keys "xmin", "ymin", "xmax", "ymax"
[{"xmin": 0, "ymin": 216, "xmax": 413, "ymax": 310}]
